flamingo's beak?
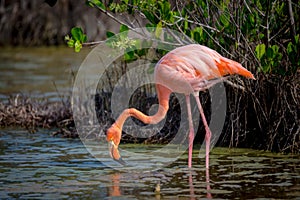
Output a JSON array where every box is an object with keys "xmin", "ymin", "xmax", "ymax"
[{"xmin": 108, "ymin": 141, "xmax": 126, "ymax": 166}]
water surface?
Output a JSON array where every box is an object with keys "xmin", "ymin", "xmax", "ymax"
[
  {"xmin": 0, "ymin": 47, "xmax": 90, "ymax": 101},
  {"xmin": 0, "ymin": 129, "xmax": 299, "ymax": 199}
]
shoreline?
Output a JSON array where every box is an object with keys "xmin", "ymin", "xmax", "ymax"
[{"xmin": 1, "ymin": 73, "xmax": 299, "ymax": 154}]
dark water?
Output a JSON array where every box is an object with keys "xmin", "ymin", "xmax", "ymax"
[{"xmin": 0, "ymin": 129, "xmax": 299, "ymax": 199}]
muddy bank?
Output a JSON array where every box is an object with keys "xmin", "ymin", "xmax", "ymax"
[{"xmin": 0, "ymin": 0, "xmax": 118, "ymax": 46}]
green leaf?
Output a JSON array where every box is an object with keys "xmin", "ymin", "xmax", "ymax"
[
  {"xmin": 262, "ymin": 65, "xmax": 271, "ymax": 73},
  {"xmin": 88, "ymin": 0, "xmax": 105, "ymax": 10},
  {"xmin": 120, "ymin": 24, "xmax": 129, "ymax": 33},
  {"xmin": 255, "ymin": 44, "xmax": 266, "ymax": 60},
  {"xmin": 86, "ymin": 1, "xmax": 95, "ymax": 7},
  {"xmin": 192, "ymin": 27, "xmax": 203, "ymax": 43},
  {"xmin": 143, "ymin": 11, "xmax": 156, "ymax": 24},
  {"xmin": 124, "ymin": 51, "xmax": 135, "ymax": 61},
  {"xmin": 158, "ymin": 1, "xmax": 164, "ymax": 14},
  {"xmin": 162, "ymin": 1, "xmax": 170, "ymax": 17},
  {"xmin": 275, "ymin": 2, "xmax": 284, "ymax": 15},
  {"xmin": 271, "ymin": 45, "xmax": 279, "ymax": 54},
  {"xmin": 66, "ymin": 27, "xmax": 87, "ymax": 52},
  {"xmin": 249, "ymin": 14, "xmax": 255, "ymax": 25},
  {"xmin": 277, "ymin": 52, "xmax": 283, "ymax": 60},
  {"xmin": 74, "ymin": 40, "xmax": 82, "ymax": 52},
  {"xmin": 184, "ymin": 15, "xmax": 189, "ymax": 31},
  {"xmin": 155, "ymin": 21, "xmax": 163, "ymax": 38},
  {"xmin": 220, "ymin": 14, "xmax": 229, "ymax": 27},
  {"xmin": 146, "ymin": 24, "xmax": 155, "ymax": 32},
  {"xmin": 295, "ymin": 34, "xmax": 299, "ymax": 44},
  {"xmin": 97, "ymin": 1, "xmax": 105, "ymax": 10},
  {"xmin": 82, "ymin": 35, "xmax": 87, "ymax": 43},
  {"xmin": 71, "ymin": 27, "xmax": 83, "ymax": 41},
  {"xmin": 109, "ymin": 2, "xmax": 116, "ymax": 11},
  {"xmin": 67, "ymin": 39, "xmax": 75, "ymax": 48},
  {"xmin": 168, "ymin": 11, "xmax": 174, "ymax": 23},
  {"xmin": 106, "ymin": 31, "xmax": 115, "ymax": 38},
  {"xmin": 65, "ymin": 35, "xmax": 75, "ymax": 48},
  {"xmin": 193, "ymin": 31, "xmax": 200, "ymax": 43},
  {"xmin": 287, "ymin": 42, "xmax": 293, "ymax": 55},
  {"xmin": 266, "ymin": 47, "xmax": 273, "ymax": 59},
  {"xmin": 133, "ymin": 39, "xmax": 141, "ymax": 49},
  {"xmin": 259, "ymin": 33, "xmax": 264, "ymax": 40}
]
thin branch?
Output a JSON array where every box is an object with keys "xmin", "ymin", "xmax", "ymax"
[
  {"xmin": 224, "ymin": 80, "xmax": 245, "ymax": 91},
  {"xmin": 173, "ymin": 15, "xmax": 221, "ymax": 36},
  {"xmin": 174, "ymin": 11, "xmax": 236, "ymax": 56},
  {"xmin": 288, "ymin": 0, "xmax": 296, "ymax": 37},
  {"xmin": 269, "ymin": 19, "xmax": 290, "ymax": 41},
  {"xmin": 243, "ymin": 0, "xmax": 252, "ymax": 14},
  {"xmin": 91, "ymin": 2, "xmax": 134, "ymax": 30}
]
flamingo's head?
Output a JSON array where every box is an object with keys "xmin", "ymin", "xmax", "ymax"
[{"xmin": 106, "ymin": 124, "xmax": 126, "ymax": 165}]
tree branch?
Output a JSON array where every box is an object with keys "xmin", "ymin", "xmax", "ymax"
[{"xmin": 288, "ymin": 0, "xmax": 296, "ymax": 38}]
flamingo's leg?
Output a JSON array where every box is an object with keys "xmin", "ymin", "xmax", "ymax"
[
  {"xmin": 185, "ymin": 94, "xmax": 194, "ymax": 168},
  {"xmin": 206, "ymin": 167, "xmax": 212, "ymax": 198},
  {"xmin": 193, "ymin": 93, "xmax": 211, "ymax": 169}
]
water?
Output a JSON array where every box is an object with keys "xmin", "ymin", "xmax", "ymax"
[
  {"xmin": 0, "ymin": 46, "xmax": 90, "ymax": 101},
  {"xmin": 0, "ymin": 129, "xmax": 299, "ymax": 199}
]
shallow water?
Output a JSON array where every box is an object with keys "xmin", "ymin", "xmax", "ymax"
[
  {"xmin": 0, "ymin": 47, "xmax": 90, "ymax": 101},
  {"xmin": 0, "ymin": 129, "xmax": 299, "ymax": 199}
]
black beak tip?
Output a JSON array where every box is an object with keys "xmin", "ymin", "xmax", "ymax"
[{"xmin": 114, "ymin": 157, "xmax": 127, "ymax": 166}]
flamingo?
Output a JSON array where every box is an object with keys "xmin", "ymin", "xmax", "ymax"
[{"xmin": 106, "ymin": 44, "xmax": 255, "ymax": 169}]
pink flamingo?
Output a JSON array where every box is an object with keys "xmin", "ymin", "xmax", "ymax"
[{"xmin": 106, "ymin": 44, "xmax": 255, "ymax": 169}]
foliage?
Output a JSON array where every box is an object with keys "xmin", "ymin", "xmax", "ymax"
[
  {"xmin": 65, "ymin": 27, "xmax": 87, "ymax": 52},
  {"xmin": 70, "ymin": 0, "xmax": 300, "ymax": 75},
  {"xmin": 105, "ymin": 24, "xmax": 142, "ymax": 62},
  {"xmin": 65, "ymin": 0, "xmax": 300, "ymax": 153}
]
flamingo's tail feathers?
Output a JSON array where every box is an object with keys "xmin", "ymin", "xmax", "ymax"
[{"xmin": 216, "ymin": 57, "xmax": 255, "ymax": 79}]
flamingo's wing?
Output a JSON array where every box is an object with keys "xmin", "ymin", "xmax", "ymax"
[
  {"xmin": 155, "ymin": 62, "xmax": 195, "ymax": 94},
  {"xmin": 155, "ymin": 44, "xmax": 255, "ymax": 94},
  {"xmin": 155, "ymin": 51, "xmax": 219, "ymax": 93},
  {"xmin": 196, "ymin": 45, "xmax": 255, "ymax": 79}
]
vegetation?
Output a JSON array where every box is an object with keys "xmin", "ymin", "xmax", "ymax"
[
  {"xmin": 1, "ymin": 1, "xmax": 298, "ymax": 153},
  {"xmin": 0, "ymin": 95, "xmax": 76, "ymax": 137},
  {"xmin": 64, "ymin": 0, "xmax": 299, "ymax": 153},
  {"xmin": 69, "ymin": 0, "xmax": 299, "ymax": 75}
]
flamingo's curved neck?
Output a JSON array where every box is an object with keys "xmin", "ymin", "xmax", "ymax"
[{"xmin": 114, "ymin": 84, "xmax": 171, "ymax": 129}]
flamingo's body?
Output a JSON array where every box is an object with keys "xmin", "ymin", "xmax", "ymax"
[{"xmin": 106, "ymin": 44, "xmax": 255, "ymax": 168}]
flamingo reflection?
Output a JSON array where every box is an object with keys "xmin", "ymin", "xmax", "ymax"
[
  {"xmin": 188, "ymin": 167, "xmax": 212, "ymax": 199},
  {"xmin": 107, "ymin": 168, "xmax": 212, "ymax": 199},
  {"xmin": 108, "ymin": 173, "xmax": 121, "ymax": 197}
]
